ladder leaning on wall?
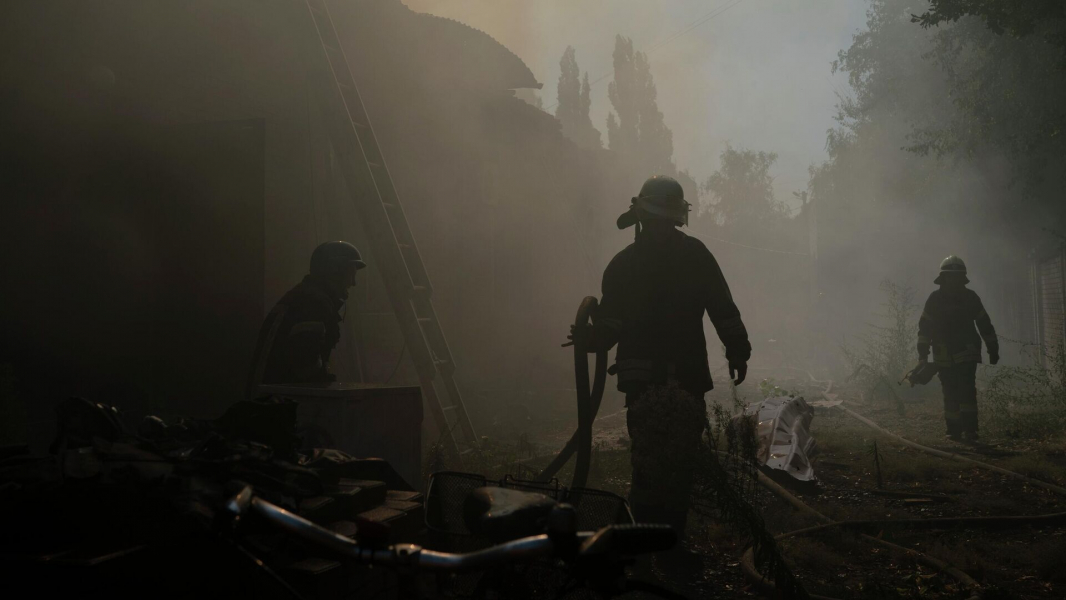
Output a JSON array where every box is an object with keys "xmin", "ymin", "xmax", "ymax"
[{"xmin": 300, "ymin": 0, "xmax": 479, "ymax": 461}]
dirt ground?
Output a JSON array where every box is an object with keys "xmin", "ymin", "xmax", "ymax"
[{"xmin": 464, "ymin": 369, "xmax": 1066, "ymax": 599}]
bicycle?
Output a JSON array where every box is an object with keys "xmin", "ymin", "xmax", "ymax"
[{"xmin": 223, "ymin": 482, "xmax": 690, "ymax": 599}]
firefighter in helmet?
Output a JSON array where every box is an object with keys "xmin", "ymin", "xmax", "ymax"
[
  {"xmin": 247, "ymin": 241, "xmax": 366, "ymax": 396},
  {"xmin": 570, "ymin": 175, "xmax": 751, "ymax": 534},
  {"xmin": 917, "ymin": 255, "xmax": 998, "ymax": 441}
]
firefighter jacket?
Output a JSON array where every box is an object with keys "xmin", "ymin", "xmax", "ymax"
[
  {"xmin": 247, "ymin": 275, "xmax": 345, "ymax": 396},
  {"xmin": 917, "ymin": 287, "xmax": 998, "ymax": 367},
  {"xmin": 595, "ymin": 229, "xmax": 751, "ymax": 394}
]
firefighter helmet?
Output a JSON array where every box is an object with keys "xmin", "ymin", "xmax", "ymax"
[
  {"xmin": 934, "ymin": 255, "xmax": 968, "ymax": 284},
  {"xmin": 616, "ymin": 175, "xmax": 691, "ymax": 229},
  {"xmin": 310, "ymin": 241, "xmax": 367, "ymax": 276}
]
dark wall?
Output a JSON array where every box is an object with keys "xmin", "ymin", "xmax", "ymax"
[{"xmin": 0, "ymin": 120, "xmax": 265, "ymax": 448}]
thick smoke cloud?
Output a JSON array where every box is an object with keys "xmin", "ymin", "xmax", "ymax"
[{"xmin": 405, "ymin": 0, "xmax": 867, "ymax": 208}]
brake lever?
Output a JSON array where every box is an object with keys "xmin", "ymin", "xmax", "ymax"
[{"xmin": 215, "ymin": 483, "xmax": 254, "ymax": 532}]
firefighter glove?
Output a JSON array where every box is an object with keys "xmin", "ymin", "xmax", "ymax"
[{"xmin": 729, "ymin": 361, "xmax": 747, "ymax": 386}]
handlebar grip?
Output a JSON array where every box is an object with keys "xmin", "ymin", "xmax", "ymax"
[{"xmin": 579, "ymin": 523, "xmax": 677, "ymax": 557}]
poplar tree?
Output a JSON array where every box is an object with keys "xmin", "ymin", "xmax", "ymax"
[
  {"xmin": 606, "ymin": 35, "xmax": 675, "ymax": 174},
  {"xmin": 555, "ymin": 46, "xmax": 602, "ymax": 149}
]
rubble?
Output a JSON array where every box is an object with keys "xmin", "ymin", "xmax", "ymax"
[
  {"xmin": 733, "ymin": 395, "xmax": 818, "ymax": 482},
  {"xmin": 0, "ymin": 396, "xmax": 422, "ymax": 599}
]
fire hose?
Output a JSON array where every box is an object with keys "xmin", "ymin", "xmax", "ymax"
[
  {"xmin": 741, "ymin": 372, "xmax": 1066, "ymax": 599},
  {"xmin": 536, "ymin": 297, "xmax": 608, "ymax": 489}
]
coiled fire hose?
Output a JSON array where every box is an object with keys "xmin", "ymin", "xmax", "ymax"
[{"xmin": 537, "ymin": 296, "xmax": 608, "ymax": 490}]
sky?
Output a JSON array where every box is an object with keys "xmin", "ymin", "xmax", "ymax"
[{"xmin": 404, "ymin": 0, "xmax": 870, "ymax": 211}]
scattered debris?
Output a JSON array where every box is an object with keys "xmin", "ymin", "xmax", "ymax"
[{"xmin": 733, "ymin": 396, "xmax": 818, "ymax": 482}]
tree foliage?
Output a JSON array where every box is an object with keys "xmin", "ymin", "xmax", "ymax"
[
  {"xmin": 555, "ymin": 46, "xmax": 602, "ymax": 150},
  {"xmin": 909, "ymin": 13, "xmax": 1066, "ymax": 193},
  {"xmin": 831, "ymin": 0, "xmax": 1066, "ymax": 198},
  {"xmin": 701, "ymin": 144, "xmax": 787, "ymax": 228},
  {"xmin": 606, "ymin": 35, "xmax": 675, "ymax": 174},
  {"xmin": 913, "ymin": 0, "xmax": 1066, "ymax": 53}
]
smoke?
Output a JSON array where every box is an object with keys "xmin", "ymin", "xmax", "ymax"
[
  {"xmin": 3, "ymin": 0, "xmax": 1057, "ymax": 444},
  {"xmin": 404, "ymin": 0, "xmax": 867, "ymax": 209}
]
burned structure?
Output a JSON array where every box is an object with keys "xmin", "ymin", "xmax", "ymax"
[{"xmin": 1, "ymin": 0, "xmax": 641, "ymax": 453}]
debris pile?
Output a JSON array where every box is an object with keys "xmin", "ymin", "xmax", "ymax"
[{"xmin": 0, "ymin": 397, "xmax": 422, "ymax": 599}]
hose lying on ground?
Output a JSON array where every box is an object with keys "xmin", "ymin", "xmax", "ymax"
[
  {"xmin": 738, "ymin": 370, "xmax": 1066, "ymax": 598},
  {"xmin": 773, "ymin": 510, "xmax": 1066, "ymax": 539},
  {"xmin": 838, "ymin": 405, "xmax": 1066, "ymax": 498},
  {"xmin": 795, "ymin": 368, "xmax": 1066, "ymax": 498},
  {"xmin": 740, "ymin": 469, "xmax": 982, "ymax": 599}
]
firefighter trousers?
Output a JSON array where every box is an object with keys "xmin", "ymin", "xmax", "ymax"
[
  {"xmin": 937, "ymin": 362, "xmax": 978, "ymax": 436},
  {"xmin": 625, "ymin": 382, "xmax": 707, "ymax": 536}
]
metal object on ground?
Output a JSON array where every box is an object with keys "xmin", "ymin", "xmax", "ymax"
[{"xmin": 734, "ymin": 396, "xmax": 818, "ymax": 482}]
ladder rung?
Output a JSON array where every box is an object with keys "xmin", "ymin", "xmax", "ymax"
[{"xmin": 308, "ymin": 0, "xmax": 479, "ymax": 455}]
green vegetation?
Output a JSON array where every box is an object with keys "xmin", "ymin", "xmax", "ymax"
[
  {"xmin": 841, "ymin": 280, "xmax": 918, "ymax": 414},
  {"xmin": 981, "ymin": 343, "xmax": 1066, "ymax": 438}
]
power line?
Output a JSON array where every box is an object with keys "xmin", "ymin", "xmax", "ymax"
[{"xmin": 545, "ymin": 0, "xmax": 749, "ymax": 111}]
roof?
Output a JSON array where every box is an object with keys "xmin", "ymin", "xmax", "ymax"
[
  {"xmin": 345, "ymin": 0, "xmax": 541, "ymax": 91},
  {"xmin": 413, "ymin": 11, "xmax": 541, "ymax": 90}
]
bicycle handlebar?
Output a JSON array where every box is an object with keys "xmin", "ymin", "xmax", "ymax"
[{"xmin": 242, "ymin": 493, "xmax": 674, "ymax": 573}]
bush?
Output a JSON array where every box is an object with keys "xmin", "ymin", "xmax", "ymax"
[
  {"xmin": 841, "ymin": 280, "xmax": 918, "ymax": 413},
  {"xmin": 981, "ymin": 342, "xmax": 1066, "ymax": 438}
]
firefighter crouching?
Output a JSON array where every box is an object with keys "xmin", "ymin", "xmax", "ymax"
[
  {"xmin": 570, "ymin": 175, "xmax": 751, "ymax": 535},
  {"xmin": 917, "ymin": 255, "xmax": 998, "ymax": 442},
  {"xmin": 247, "ymin": 241, "xmax": 366, "ymax": 397}
]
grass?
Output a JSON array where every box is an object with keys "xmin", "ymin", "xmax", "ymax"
[
  {"xmin": 980, "ymin": 343, "xmax": 1066, "ymax": 439},
  {"xmin": 841, "ymin": 280, "xmax": 920, "ymax": 416},
  {"xmin": 997, "ymin": 454, "xmax": 1066, "ymax": 484},
  {"xmin": 419, "ymin": 364, "xmax": 1066, "ymax": 598}
]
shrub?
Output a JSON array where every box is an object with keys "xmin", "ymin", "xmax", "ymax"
[
  {"xmin": 981, "ymin": 342, "xmax": 1066, "ymax": 438},
  {"xmin": 841, "ymin": 280, "xmax": 918, "ymax": 414}
]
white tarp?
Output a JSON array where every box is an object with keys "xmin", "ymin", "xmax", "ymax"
[{"xmin": 735, "ymin": 396, "xmax": 818, "ymax": 482}]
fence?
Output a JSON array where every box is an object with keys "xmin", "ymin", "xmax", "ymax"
[{"xmin": 1031, "ymin": 243, "xmax": 1066, "ymax": 362}]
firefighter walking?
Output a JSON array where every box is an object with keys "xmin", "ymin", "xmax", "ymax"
[
  {"xmin": 570, "ymin": 175, "xmax": 751, "ymax": 535},
  {"xmin": 917, "ymin": 255, "xmax": 999, "ymax": 442}
]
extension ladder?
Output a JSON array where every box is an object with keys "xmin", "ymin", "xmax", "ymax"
[{"xmin": 300, "ymin": 0, "xmax": 479, "ymax": 460}]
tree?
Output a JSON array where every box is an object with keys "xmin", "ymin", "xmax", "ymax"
[
  {"xmin": 606, "ymin": 35, "xmax": 674, "ymax": 174},
  {"xmin": 805, "ymin": 0, "xmax": 1066, "ymax": 344},
  {"xmin": 555, "ymin": 46, "xmax": 602, "ymax": 149},
  {"xmin": 914, "ymin": 0, "xmax": 1066, "ymax": 54},
  {"xmin": 908, "ymin": 12, "xmax": 1066, "ymax": 195},
  {"xmin": 701, "ymin": 144, "xmax": 786, "ymax": 228},
  {"xmin": 829, "ymin": 0, "xmax": 1066, "ymax": 199}
]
